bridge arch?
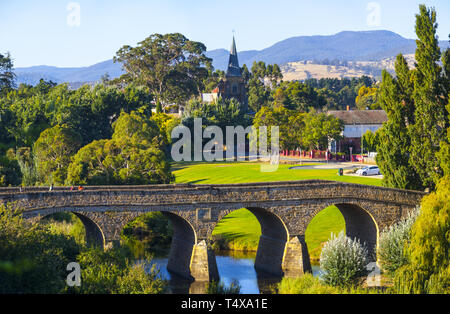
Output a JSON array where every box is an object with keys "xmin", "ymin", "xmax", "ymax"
[
  {"xmin": 212, "ymin": 207, "xmax": 291, "ymax": 277},
  {"xmin": 72, "ymin": 212, "xmax": 105, "ymax": 248},
  {"xmin": 27, "ymin": 207, "xmax": 211, "ymax": 281},
  {"xmin": 37, "ymin": 211, "xmax": 105, "ymax": 248},
  {"xmin": 247, "ymin": 207, "xmax": 289, "ymax": 276},
  {"xmin": 305, "ymin": 202, "xmax": 379, "ymax": 261},
  {"xmin": 160, "ymin": 211, "xmax": 197, "ymax": 279},
  {"xmin": 335, "ymin": 203, "xmax": 379, "ymax": 259}
]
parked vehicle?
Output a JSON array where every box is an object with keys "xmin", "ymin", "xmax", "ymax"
[{"xmin": 356, "ymin": 166, "xmax": 381, "ymax": 176}]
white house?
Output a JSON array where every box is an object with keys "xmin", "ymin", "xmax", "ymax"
[{"xmin": 327, "ymin": 110, "xmax": 388, "ymax": 154}]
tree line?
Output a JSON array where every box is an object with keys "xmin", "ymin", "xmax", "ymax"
[{"xmin": 0, "ymin": 80, "xmax": 180, "ymax": 187}]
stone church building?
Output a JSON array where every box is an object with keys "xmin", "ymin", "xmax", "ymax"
[{"xmin": 202, "ymin": 37, "xmax": 248, "ymax": 112}]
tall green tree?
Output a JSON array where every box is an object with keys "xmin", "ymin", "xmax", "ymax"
[
  {"xmin": 66, "ymin": 111, "xmax": 173, "ymax": 185},
  {"xmin": 34, "ymin": 125, "xmax": 82, "ymax": 185},
  {"xmin": 409, "ymin": 5, "xmax": 449, "ymax": 189},
  {"xmin": 0, "ymin": 154, "xmax": 21, "ymax": 187},
  {"xmin": 248, "ymin": 77, "xmax": 271, "ymax": 112},
  {"xmin": 355, "ymin": 85, "xmax": 379, "ymax": 110},
  {"xmin": 0, "ymin": 52, "xmax": 15, "ymax": 92},
  {"xmin": 273, "ymin": 81, "xmax": 324, "ymax": 111},
  {"xmin": 437, "ymin": 37, "xmax": 450, "ymax": 177},
  {"xmin": 253, "ymin": 107, "xmax": 342, "ymax": 151},
  {"xmin": 376, "ymin": 55, "xmax": 421, "ymax": 190},
  {"xmin": 437, "ymin": 98, "xmax": 450, "ymax": 176},
  {"xmin": 302, "ymin": 110, "xmax": 343, "ymax": 151},
  {"xmin": 245, "ymin": 61, "xmax": 283, "ymax": 112},
  {"xmin": 377, "ymin": 5, "xmax": 449, "ymax": 190},
  {"xmin": 114, "ymin": 33, "xmax": 212, "ymax": 111},
  {"xmin": 362, "ymin": 130, "xmax": 379, "ymax": 153}
]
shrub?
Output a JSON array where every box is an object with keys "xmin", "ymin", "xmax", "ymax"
[
  {"xmin": 0, "ymin": 204, "xmax": 80, "ymax": 294},
  {"xmin": 116, "ymin": 262, "xmax": 167, "ymax": 294},
  {"xmin": 0, "ymin": 154, "xmax": 21, "ymax": 187},
  {"xmin": 0, "ymin": 204, "xmax": 168, "ymax": 294},
  {"xmin": 320, "ymin": 232, "xmax": 369, "ymax": 287},
  {"xmin": 378, "ymin": 206, "xmax": 420, "ymax": 274},
  {"xmin": 72, "ymin": 247, "xmax": 167, "ymax": 294}
]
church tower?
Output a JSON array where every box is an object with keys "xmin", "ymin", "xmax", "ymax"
[{"xmin": 216, "ymin": 36, "xmax": 248, "ymax": 112}]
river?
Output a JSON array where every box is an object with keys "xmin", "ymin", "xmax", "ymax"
[{"xmin": 145, "ymin": 250, "xmax": 321, "ymax": 294}]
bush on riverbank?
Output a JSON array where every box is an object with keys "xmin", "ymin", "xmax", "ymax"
[
  {"xmin": 0, "ymin": 204, "xmax": 80, "ymax": 293},
  {"xmin": 276, "ymin": 274, "xmax": 339, "ymax": 294},
  {"xmin": 320, "ymin": 232, "xmax": 369, "ymax": 287},
  {"xmin": 69, "ymin": 247, "xmax": 167, "ymax": 294},
  {"xmin": 378, "ymin": 207, "xmax": 420, "ymax": 275}
]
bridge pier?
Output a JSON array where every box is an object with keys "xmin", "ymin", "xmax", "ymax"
[
  {"xmin": 282, "ymin": 236, "xmax": 312, "ymax": 277},
  {"xmin": 250, "ymin": 207, "xmax": 313, "ymax": 278},
  {"xmin": 190, "ymin": 240, "xmax": 219, "ymax": 282},
  {"xmin": 255, "ymin": 235, "xmax": 312, "ymax": 277},
  {"xmin": 163, "ymin": 212, "xmax": 219, "ymax": 282},
  {"xmin": 255, "ymin": 235, "xmax": 286, "ymax": 276},
  {"xmin": 166, "ymin": 234, "xmax": 195, "ymax": 279},
  {"xmin": 167, "ymin": 237, "xmax": 219, "ymax": 283}
]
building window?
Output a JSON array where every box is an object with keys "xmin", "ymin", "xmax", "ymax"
[{"xmin": 232, "ymin": 84, "xmax": 238, "ymax": 94}]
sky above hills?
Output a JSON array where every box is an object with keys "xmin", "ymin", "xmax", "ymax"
[{"xmin": 1, "ymin": 0, "xmax": 450, "ymax": 68}]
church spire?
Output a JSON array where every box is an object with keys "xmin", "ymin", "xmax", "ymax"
[
  {"xmin": 230, "ymin": 36, "xmax": 237, "ymax": 56},
  {"xmin": 226, "ymin": 35, "xmax": 241, "ymax": 77}
]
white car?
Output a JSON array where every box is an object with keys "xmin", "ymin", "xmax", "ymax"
[{"xmin": 356, "ymin": 166, "xmax": 381, "ymax": 176}]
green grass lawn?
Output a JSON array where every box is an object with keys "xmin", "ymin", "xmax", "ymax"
[
  {"xmin": 173, "ymin": 162, "xmax": 382, "ymax": 186},
  {"xmin": 305, "ymin": 205, "xmax": 345, "ymax": 262},
  {"xmin": 211, "ymin": 208, "xmax": 261, "ymax": 252},
  {"xmin": 173, "ymin": 161, "xmax": 380, "ymax": 260}
]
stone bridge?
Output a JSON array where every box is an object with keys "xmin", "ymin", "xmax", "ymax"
[{"xmin": 0, "ymin": 180, "xmax": 425, "ymax": 282}]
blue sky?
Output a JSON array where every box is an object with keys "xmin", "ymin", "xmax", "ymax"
[{"xmin": 1, "ymin": 0, "xmax": 449, "ymax": 68}]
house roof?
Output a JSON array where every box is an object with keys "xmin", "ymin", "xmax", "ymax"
[{"xmin": 328, "ymin": 110, "xmax": 388, "ymax": 125}]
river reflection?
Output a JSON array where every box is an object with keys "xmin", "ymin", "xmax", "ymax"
[{"xmin": 146, "ymin": 250, "xmax": 321, "ymax": 294}]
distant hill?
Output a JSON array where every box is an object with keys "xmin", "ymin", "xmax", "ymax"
[
  {"xmin": 14, "ymin": 60, "xmax": 124, "ymax": 86},
  {"xmin": 282, "ymin": 54, "xmax": 417, "ymax": 81},
  {"xmin": 206, "ymin": 30, "xmax": 449, "ymax": 70},
  {"xmin": 13, "ymin": 30, "xmax": 450, "ymax": 86}
]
